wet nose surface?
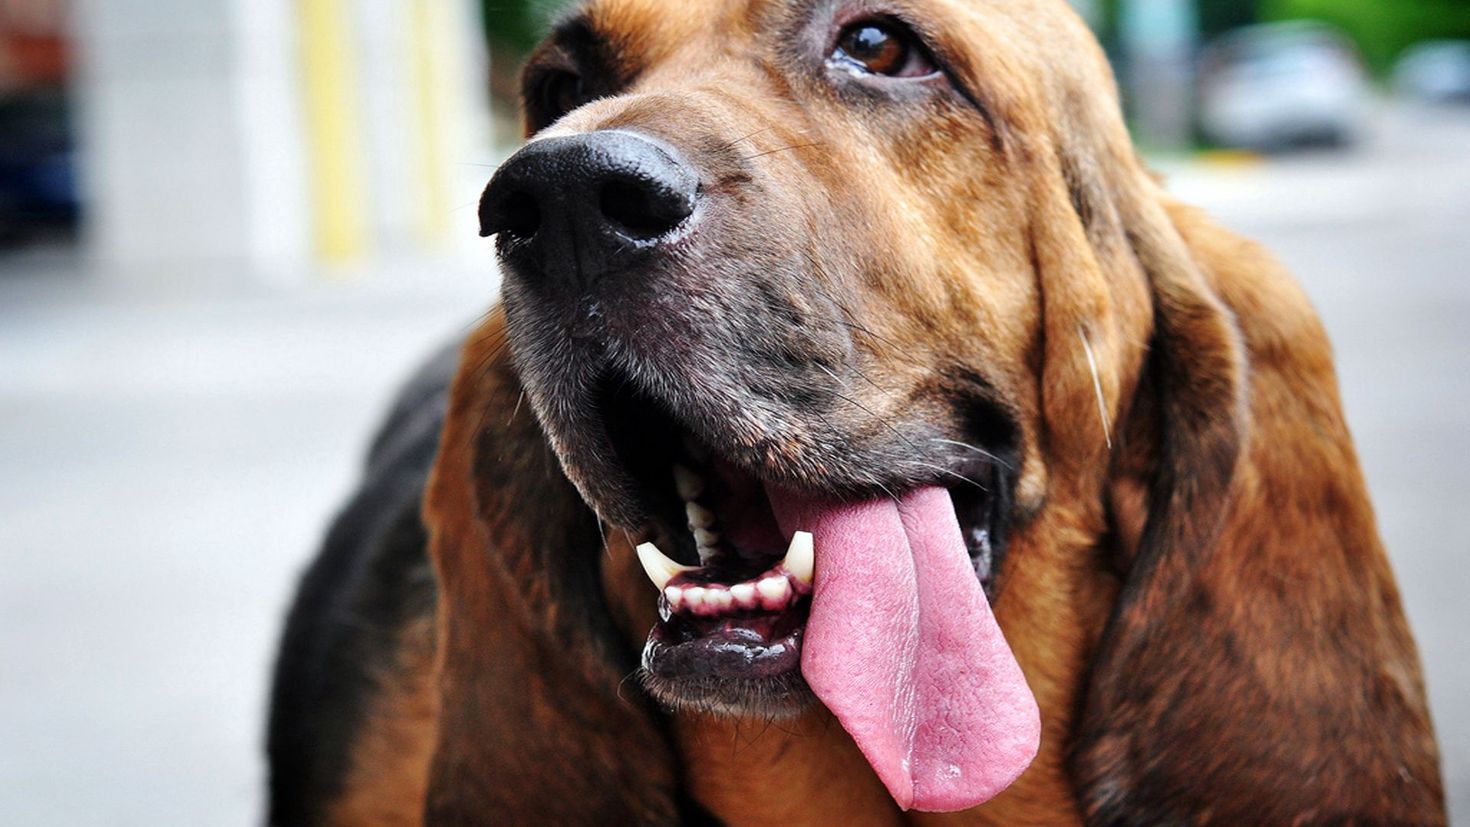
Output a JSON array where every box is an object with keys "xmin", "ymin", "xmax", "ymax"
[{"xmin": 480, "ymin": 130, "xmax": 700, "ymax": 287}]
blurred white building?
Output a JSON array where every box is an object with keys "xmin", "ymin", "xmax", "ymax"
[{"xmin": 75, "ymin": 0, "xmax": 490, "ymax": 283}]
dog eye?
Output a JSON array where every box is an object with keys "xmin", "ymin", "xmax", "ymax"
[
  {"xmin": 830, "ymin": 19, "xmax": 937, "ymax": 78},
  {"xmin": 537, "ymin": 70, "xmax": 586, "ymax": 123}
]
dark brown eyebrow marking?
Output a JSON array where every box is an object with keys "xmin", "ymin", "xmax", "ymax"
[
  {"xmin": 547, "ymin": 11, "xmax": 639, "ymax": 90},
  {"xmin": 519, "ymin": 10, "xmax": 641, "ymax": 133}
]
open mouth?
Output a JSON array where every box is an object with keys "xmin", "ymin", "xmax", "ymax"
[
  {"xmin": 596, "ymin": 375, "xmax": 1011, "ymax": 714},
  {"xmin": 635, "ymin": 443, "xmax": 818, "ymax": 715},
  {"xmin": 594, "ymin": 374, "xmax": 1039, "ymax": 811}
]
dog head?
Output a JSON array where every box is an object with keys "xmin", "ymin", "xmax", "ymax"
[
  {"xmin": 472, "ymin": 0, "xmax": 1173, "ymax": 811},
  {"xmin": 428, "ymin": 0, "xmax": 1443, "ymax": 821},
  {"xmin": 484, "ymin": 0, "xmax": 1132, "ymax": 655}
]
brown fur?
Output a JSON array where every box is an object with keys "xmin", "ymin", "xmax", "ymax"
[
  {"xmin": 325, "ymin": 0, "xmax": 1444, "ymax": 823},
  {"xmin": 326, "ymin": 616, "xmax": 438, "ymax": 827}
]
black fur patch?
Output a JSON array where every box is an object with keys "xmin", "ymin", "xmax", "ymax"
[{"xmin": 265, "ymin": 343, "xmax": 458, "ymax": 826}]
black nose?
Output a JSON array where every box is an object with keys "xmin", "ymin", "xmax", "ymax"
[{"xmin": 479, "ymin": 130, "xmax": 699, "ymax": 285}]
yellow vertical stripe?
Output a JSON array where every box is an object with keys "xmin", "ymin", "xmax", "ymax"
[
  {"xmin": 298, "ymin": 0, "xmax": 369, "ymax": 262},
  {"xmin": 408, "ymin": 0, "xmax": 453, "ymax": 244}
]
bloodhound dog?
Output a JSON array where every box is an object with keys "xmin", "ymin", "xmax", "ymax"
[{"xmin": 267, "ymin": 0, "xmax": 1446, "ymax": 824}]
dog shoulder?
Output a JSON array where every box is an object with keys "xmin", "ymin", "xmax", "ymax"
[{"xmin": 266, "ymin": 343, "xmax": 454, "ymax": 826}]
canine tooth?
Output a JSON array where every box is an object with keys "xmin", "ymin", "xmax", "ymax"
[
  {"xmin": 756, "ymin": 576, "xmax": 789, "ymax": 603},
  {"xmin": 685, "ymin": 502, "xmax": 715, "ymax": 529},
  {"xmin": 693, "ymin": 528, "xmax": 720, "ymax": 548},
  {"xmin": 783, "ymin": 531, "xmax": 814, "ymax": 585},
  {"xmin": 673, "ymin": 465, "xmax": 705, "ymax": 501},
  {"xmin": 636, "ymin": 542, "xmax": 695, "ymax": 591},
  {"xmin": 730, "ymin": 582, "xmax": 757, "ymax": 606}
]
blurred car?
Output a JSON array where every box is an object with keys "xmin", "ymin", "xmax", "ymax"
[
  {"xmin": 1394, "ymin": 40, "xmax": 1470, "ymax": 105},
  {"xmin": 1198, "ymin": 22, "xmax": 1370, "ymax": 152},
  {"xmin": 0, "ymin": 91, "xmax": 78, "ymax": 246}
]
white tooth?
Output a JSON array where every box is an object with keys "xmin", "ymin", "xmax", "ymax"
[
  {"xmin": 673, "ymin": 465, "xmax": 705, "ymax": 501},
  {"xmin": 707, "ymin": 589, "xmax": 731, "ymax": 610},
  {"xmin": 684, "ymin": 587, "xmax": 707, "ymax": 608},
  {"xmin": 783, "ymin": 531, "xmax": 814, "ymax": 585},
  {"xmin": 685, "ymin": 501, "xmax": 716, "ymax": 529},
  {"xmin": 756, "ymin": 576, "xmax": 789, "ymax": 603},
  {"xmin": 665, "ymin": 586, "xmax": 683, "ymax": 608},
  {"xmin": 693, "ymin": 528, "xmax": 720, "ymax": 549},
  {"xmin": 730, "ymin": 582, "xmax": 757, "ymax": 606},
  {"xmin": 636, "ymin": 542, "xmax": 694, "ymax": 591}
]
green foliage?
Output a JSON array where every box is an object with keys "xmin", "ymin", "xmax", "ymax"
[
  {"xmin": 1095, "ymin": 0, "xmax": 1260, "ymax": 50},
  {"xmin": 482, "ymin": 0, "xmax": 575, "ymax": 55},
  {"xmin": 1262, "ymin": 0, "xmax": 1470, "ymax": 74},
  {"xmin": 1196, "ymin": 0, "xmax": 1258, "ymax": 38}
]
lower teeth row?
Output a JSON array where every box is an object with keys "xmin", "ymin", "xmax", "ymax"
[{"xmin": 637, "ymin": 532, "xmax": 814, "ymax": 617}]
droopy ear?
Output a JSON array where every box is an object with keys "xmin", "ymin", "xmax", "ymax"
[
  {"xmin": 1069, "ymin": 179, "xmax": 1446, "ymax": 824},
  {"xmin": 420, "ymin": 310, "xmax": 683, "ymax": 825}
]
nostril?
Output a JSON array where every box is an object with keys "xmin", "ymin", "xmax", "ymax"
[
  {"xmin": 599, "ymin": 178, "xmax": 692, "ymax": 239},
  {"xmin": 491, "ymin": 190, "xmax": 541, "ymax": 240}
]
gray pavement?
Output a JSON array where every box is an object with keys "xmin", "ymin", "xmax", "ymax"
[{"xmin": 3, "ymin": 106, "xmax": 1469, "ymax": 824}]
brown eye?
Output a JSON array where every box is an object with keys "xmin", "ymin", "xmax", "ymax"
[{"xmin": 831, "ymin": 19, "xmax": 936, "ymax": 77}]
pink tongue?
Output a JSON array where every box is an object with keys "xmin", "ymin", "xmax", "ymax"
[{"xmin": 768, "ymin": 485, "xmax": 1040, "ymax": 812}]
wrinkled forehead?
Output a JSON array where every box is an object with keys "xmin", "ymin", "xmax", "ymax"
[
  {"xmin": 543, "ymin": 0, "xmax": 1104, "ymax": 124},
  {"xmin": 548, "ymin": 0, "xmax": 765, "ymax": 87},
  {"xmin": 582, "ymin": 0, "xmax": 750, "ymax": 49},
  {"xmin": 571, "ymin": 0, "xmax": 1042, "ymax": 43}
]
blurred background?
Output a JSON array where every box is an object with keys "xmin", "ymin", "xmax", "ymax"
[{"xmin": 1, "ymin": 0, "xmax": 1467, "ymax": 823}]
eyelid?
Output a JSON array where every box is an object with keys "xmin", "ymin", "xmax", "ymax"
[{"xmin": 829, "ymin": 16, "xmax": 940, "ymax": 79}]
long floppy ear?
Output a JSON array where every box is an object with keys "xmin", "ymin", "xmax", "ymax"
[
  {"xmin": 420, "ymin": 310, "xmax": 684, "ymax": 825},
  {"xmin": 1069, "ymin": 172, "xmax": 1446, "ymax": 823}
]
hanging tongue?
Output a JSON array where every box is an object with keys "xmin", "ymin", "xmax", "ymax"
[{"xmin": 767, "ymin": 485, "xmax": 1040, "ymax": 812}]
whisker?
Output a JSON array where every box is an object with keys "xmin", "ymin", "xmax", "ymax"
[
  {"xmin": 717, "ymin": 125, "xmax": 776, "ymax": 151},
  {"xmin": 1077, "ymin": 325, "xmax": 1113, "ymax": 450},
  {"xmin": 740, "ymin": 141, "xmax": 826, "ymax": 161},
  {"xmin": 810, "ymin": 283, "xmax": 902, "ymax": 352},
  {"xmin": 907, "ymin": 459, "xmax": 984, "ymax": 490},
  {"xmin": 451, "ymin": 199, "xmax": 484, "ymax": 215},
  {"xmin": 616, "ymin": 669, "xmax": 640, "ymax": 704},
  {"xmin": 835, "ymin": 319, "xmax": 900, "ymax": 351},
  {"xmin": 815, "ymin": 352, "xmax": 899, "ymax": 403},
  {"xmin": 460, "ymin": 305, "xmax": 504, "ymax": 336},
  {"xmin": 874, "ymin": 479, "xmax": 900, "ymax": 505},
  {"xmin": 467, "ymin": 336, "xmax": 515, "ymax": 437},
  {"xmin": 813, "ymin": 354, "xmax": 1010, "ymax": 487},
  {"xmin": 813, "ymin": 404, "xmax": 903, "ymax": 503},
  {"xmin": 813, "ymin": 363, "xmax": 918, "ymax": 452},
  {"xmin": 930, "ymin": 438, "xmax": 1014, "ymax": 471},
  {"xmin": 508, "ymin": 390, "xmax": 526, "ymax": 426}
]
